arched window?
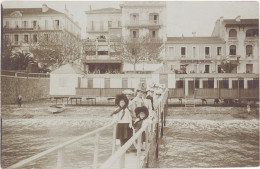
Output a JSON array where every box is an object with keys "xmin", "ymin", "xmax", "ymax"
[
  {"xmin": 246, "ymin": 29, "xmax": 259, "ymax": 37},
  {"xmin": 229, "ymin": 29, "xmax": 237, "ymax": 38},
  {"xmin": 230, "ymin": 45, "xmax": 236, "ymax": 55},
  {"xmin": 246, "ymin": 45, "xmax": 253, "ymax": 56}
]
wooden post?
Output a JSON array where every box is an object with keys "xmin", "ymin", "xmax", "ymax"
[
  {"xmin": 57, "ymin": 148, "xmax": 64, "ymax": 169},
  {"xmin": 93, "ymin": 133, "xmax": 100, "ymax": 169},
  {"xmin": 120, "ymin": 152, "xmax": 125, "ymax": 169},
  {"xmin": 155, "ymin": 123, "xmax": 159, "ymax": 159},
  {"xmin": 161, "ymin": 108, "xmax": 163, "ymax": 138},
  {"xmin": 136, "ymin": 134, "xmax": 142, "ymax": 169},
  {"xmin": 112, "ymin": 123, "xmax": 117, "ymax": 155}
]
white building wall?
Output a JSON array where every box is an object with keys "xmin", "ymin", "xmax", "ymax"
[
  {"xmin": 110, "ymin": 78, "xmax": 122, "ymax": 88},
  {"xmin": 50, "ymin": 74, "xmax": 78, "ymax": 95}
]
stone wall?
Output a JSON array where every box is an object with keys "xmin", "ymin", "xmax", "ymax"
[{"xmin": 1, "ymin": 76, "xmax": 50, "ymax": 104}]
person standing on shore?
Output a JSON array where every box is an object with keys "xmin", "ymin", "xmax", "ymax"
[
  {"xmin": 17, "ymin": 95, "xmax": 22, "ymax": 107},
  {"xmin": 110, "ymin": 94, "xmax": 132, "ymax": 147}
]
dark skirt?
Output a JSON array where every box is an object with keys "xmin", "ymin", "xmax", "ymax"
[{"xmin": 116, "ymin": 123, "xmax": 133, "ymax": 140}]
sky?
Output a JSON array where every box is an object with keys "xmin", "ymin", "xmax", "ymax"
[{"xmin": 2, "ymin": 0, "xmax": 259, "ymax": 38}]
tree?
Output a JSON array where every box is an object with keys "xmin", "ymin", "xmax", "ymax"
[
  {"xmin": 219, "ymin": 61, "xmax": 238, "ymax": 73},
  {"xmin": 111, "ymin": 35, "xmax": 164, "ymax": 72},
  {"xmin": 29, "ymin": 31, "xmax": 82, "ymax": 69},
  {"xmin": 1, "ymin": 38, "xmax": 13, "ymax": 70}
]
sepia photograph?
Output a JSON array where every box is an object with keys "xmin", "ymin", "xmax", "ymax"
[{"xmin": 1, "ymin": 0, "xmax": 259, "ymax": 168}]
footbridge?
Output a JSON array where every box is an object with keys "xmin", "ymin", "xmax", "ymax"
[{"xmin": 7, "ymin": 89, "xmax": 169, "ymax": 169}]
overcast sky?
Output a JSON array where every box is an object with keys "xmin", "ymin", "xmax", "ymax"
[{"xmin": 2, "ymin": 1, "xmax": 259, "ymax": 38}]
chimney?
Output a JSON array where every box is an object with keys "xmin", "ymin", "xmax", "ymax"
[
  {"xmin": 235, "ymin": 16, "xmax": 241, "ymax": 22},
  {"xmin": 220, "ymin": 16, "xmax": 224, "ymax": 22},
  {"xmin": 192, "ymin": 32, "xmax": 196, "ymax": 37},
  {"xmin": 64, "ymin": 5, "xmax": 69, "ymax": 16},
  {"xmin": 42, "ymin": 4, "xmax": 49, "ymax": 12}
]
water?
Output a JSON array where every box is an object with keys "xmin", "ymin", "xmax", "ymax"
[{"xmin": 2, "ymin": 104, "xmax": 259, "ymax": 168}]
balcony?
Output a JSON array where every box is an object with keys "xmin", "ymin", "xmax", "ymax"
[
  {"xmin": 126, "ymin": 20, "xmax": 161, "ymax": 29},
  {"xmin": 82, "ymin": 55, "xmax": 122, "ymax": 63}
]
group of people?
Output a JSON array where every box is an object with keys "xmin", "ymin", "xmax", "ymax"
[{"xmin": 110, "ymin": 82, "xmax": 165, "ymax": 151}]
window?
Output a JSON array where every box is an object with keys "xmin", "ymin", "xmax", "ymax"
[
  {"xmin": 219, "ymin": 79, "xmax": 229, "ymax": 89},
  {"xmin": 229, "ymin": 45, "xmax": 236, "ymax": 55},
  {"xmin": 149, "ymin": 13, "xmax": 159, "ymax": 24},
  {"xmin": 232, "ymin": 80, "xmax": 238, "ymax": 89},
  {"xmin": 97, "ymin": 51, "xmax": 108, "ymax": 55},
  {"xmin": 205, "ymin": 65, "xmax": 210, "ymax": 73},
  {"xmin": 246, "ymin": 45, "xmax": 253, "ymax": 57},
  {"xmin": 246, "ymin": 64, "xmax": 253, "ymax": 73},
  {"xmin": 131, "ymin": 29, "xmax": 139, "ymax": 38},
  {"xmin": 4, "ymin": 21, "xmax": 9, "ymax": 28},
  {"xmin": 181, "ymin": 47, "xmax": 186, "ymax": 57},
  {"xmin": 45, "ymin": 20, "xmax": 48, "ymax": 29},
  {"xmin": 205, "ymin": 47, "xmax": 210, "ymax": 57},
  {"xmin": 229, "ymin": 29, "xmax": 237, "ymax": 38},
  {"xmin": 150, "ymin": 30, "xmax": 157, "ymax": 38},
  {"xmin": 88, "ymin": 78, "xmax": 93, "ymax": 88},
  {"xmin": 217, "ymin": 47, "xmax": 222, "ymax": 55},
  {"xmin": 239, "ymin": 79, "xmax": 244, "ymax": 89},
  {"xmin": 176, "ymin": 79, "xmax": 184, "ymax": 88},
  {"xmin": 108, "ymin": 21, "xmax": 112, "ymax": 28},
  {"xmin": 152, "ymin": 31, "xmax": 156, "ymax": 38},
  {"xmin": 24, "ymin": 35, "xmax": 28, "ymax": 43},
  {"xmin": 14, "ymin": 35, "xmax": 19, "ymax": 44},
  {"xmin": 32, "ymin": 20, "xmax": 37, "ymax": 28},
  {"xmin": 44, "ymin": 34, "xmax": 49, "ymax": 42},
  {"xmin": 54, "ymin": 20, "xmax": 59, "ymax": 29},
  {"xmin": 131, "ymin": 14, "xmax": 139, "ymax": 24},
  {"xmin": 246, "ymin": 29, "xmax": 259, "ymax": 37},
  {"xmin": 33, "ymin": 34, "xmax": 37, "ymax": 43},
  {"xmin": 23, "ymin": 21, "xmax": 28, "ymax": 28},
  {"xmin": 195, "ymin": 79, "xmax": 199, "ymax": 88},
  {"xmin": 4, "ymin": 35, "xmax": 9, "ymax": 41},
  {"xmin": 180, "ymin": 65, "xmax": 186, "ymax": 74}
]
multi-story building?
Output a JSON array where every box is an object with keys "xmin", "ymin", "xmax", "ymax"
[
  {"xmin": 212, "ymin": 16, "xmax": 259, "ymax": 74},
  {"xmin": 82, "ymin": 1, "xmax": 167, "ymax": 74},
  {"xmin": 166, "ymin": 36, "xmax": 226, "ymax": 74},
  {"xmin": 83, "ymin": 7, "xmax": 122, "ymax": 74},
  {"xmin": 3, "ymin": 4, "xmax": 81, "ymax": 60}
]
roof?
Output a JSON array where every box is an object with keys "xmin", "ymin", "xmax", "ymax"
[
  {"xmin": 51, "ymin": 63, "xmax": 85, "ymax": 75},
  {"xmin": 3, "ymin": 7, "xmax": 63, "ymax": 16},
  {"xmin": 223, "ymin": 19, "xmax": 259, "ymax": 25},
  {"xmin": 123, "ymin": 63, "xmax": 163, "ymax": 72},
  {"xmin": 167, "ymin": 37, "xmax": 225, "ymax": 44},
  {"xmin": 85, "ymin": 8, "xmax": 121, "ymax": 14}
]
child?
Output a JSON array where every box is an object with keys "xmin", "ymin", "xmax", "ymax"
[
  {"xmin": 110, "ymin": 94, "xmax": 132, "ymax": 147},
  {"xmin": 133, "ymin": 106, "xmax": 149, "ymax": 150}
]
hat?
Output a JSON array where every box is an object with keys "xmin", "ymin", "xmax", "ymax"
[
  {"xmin": 115, "ymin": 94, "xmax": 129, "ymax": 109},
  {"xmin": 155, "ymin": 89, "xmax": 163, "ymax": 95},
  {"xmin": 135, "ymin": 106, "xmax": 149, "ymax": 119},
  {"xmin": 122, "ymin": 89, "xmax": 133, "ymax": 95},
  {"xmin": 136, "ymin": 82, "xmax": 147, "ymax": 92}
]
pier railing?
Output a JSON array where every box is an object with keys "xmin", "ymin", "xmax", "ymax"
[
  {"xmin": 7, "ymin": 122, "xmax": 117, "ymax": 169},
  {"xmin": 1, "ymin": 70, "xmax": 50, "ymax": 78},
  {"xmin": 100, "ymin": 89, "xmax": 168, "ymax": 169}
]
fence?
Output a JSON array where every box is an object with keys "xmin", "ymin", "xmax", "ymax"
[
  {"xmin": 75, "ymin": 88, "xmax": 135, "ymax": 97},
  {"xmin": 1, "ymin": 70, "xmax": 50, "ymax": 78},
  {"xmin": 7, "ymin": 122, "xmax": 116, "ymax": 169}
]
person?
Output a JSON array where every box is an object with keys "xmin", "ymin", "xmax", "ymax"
[
  {"xmin": 153, "ymin": 89, "xmax": 163, "ymax": 110},
  {"xmin": 110, "ymin": 94, "xmax": 133, "ymax": 147},
  {"xmin": 129, "ymin": 83, "xmax": 146, "ymax": 121},
  {"xmin": 142, "ymin": 89, "xmax": 153, "ymax": 117},
  {"xmin": 122, "ymin": 89, "xmax": 134, "ymax": 101},
  {"xmin": 133, "ymin": 106, "xmax": 149, "ymax": 150},
  {"xmin": 247, "ymin": 104, "xmax": 251, "ymax": 114},
  {"xmin": 146, "ymin": 88, "xmax": 154, "ymax": 111},
  {"xmin": 214, "ymin": 99, "xmax": 219, "ymax": 104},
  {"xmin": 17, "ymin": 95, "xmax": 22, "ymax": 107}
]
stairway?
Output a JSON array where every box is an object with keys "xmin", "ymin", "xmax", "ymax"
[{"xmin": 184, "ymin": 97, "xmax": 196, "ymax": 113}]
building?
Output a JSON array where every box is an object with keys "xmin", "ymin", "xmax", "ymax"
[
  {"xmin": 82, "ymin": 1, "xmax": 167, "ymax": 74},
  {"xmin": 166, "ymin": 36, "xmax": 226, "ymax": 74},
  {"xmin": 3, "ymin": 4, "xmax": 82, "ymax": 61},
  {"xmin": 212, "ymin": 16, "xmax": 259, "ymax": 74}
]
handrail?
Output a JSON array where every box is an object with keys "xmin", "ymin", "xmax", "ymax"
[
  {"xmin": 7, "ymin": 122, "xmax": 115, "ymax": 169},
  {"xmin": 100, "ymin": 89, "xmax": 168, "ymax": 169}
]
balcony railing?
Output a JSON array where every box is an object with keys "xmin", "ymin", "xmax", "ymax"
[
  {"xmin": 126, "ymin": 19, "xmax": 161, "ymax": 27},
  {"xmin": 228, "ymin": 37, "xmax": 238, "ymax": 40}
]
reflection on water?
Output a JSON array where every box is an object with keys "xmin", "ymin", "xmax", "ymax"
[
  {"xmin": 2, "ymin": 106, "xmax": 259, "ymax": 168},
  {"xmin": 156, "ymin": 119, "xmax": 259, "ymax": 168}
]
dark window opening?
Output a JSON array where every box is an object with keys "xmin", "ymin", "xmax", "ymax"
[
  {"xmin": 246, "ymin": 29, "xmax": 259, "ymax": 37},
  {"xmin": 205, "ymin": 47, "xmax": 210, "ymax": 55},
  {"xmin": 246, "ymin": 45, "xmax": 253, "ymax": 56},
  {"xmin": 205, "ymin": 65, "xmax": 210, "ymax": 73},
  {"xmin": 229, "ymin": 29, "xmax": 237, "ymax": 38},
  {"xmin": 176, "ymin": 80, "xmax": 184, "ymax": 88},
  {"xmin": 181, "ymin": 47, "xmax": 186, "ymax": 56},
  {"xmin": 14, "ymin": 35, "xmax": 19, "ymax": 44},
  {"xmin": 195, "ymin": 79, "xmax": 199, "ymax": 88},
  {"xmin": 230, "ymin": 45, "xmax": 236, "ymax": 55},
  {"xmin": 217, "ymin": 47, "xmax": 222, "ymax": 55},
  {"xmin": 97, "ymin": 51, "xmax": 108, "ymax": 55},
  {"xmin": 24, "ymin": 35, "xmax": 28, "ymax": 43}
]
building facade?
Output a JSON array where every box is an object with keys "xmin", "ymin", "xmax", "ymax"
[
  {"xmin": 3, "ymin": 4, "xmax": 81, "ymax": 61},
  {"xmin": 212, "ymin": 16, "xmax": 259, "ymax": 74}
]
